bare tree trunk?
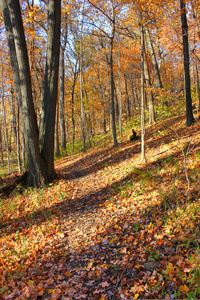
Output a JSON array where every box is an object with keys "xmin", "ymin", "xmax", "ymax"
[
  {"xmin": 70, "ymin": 64, "xmax": 78, "ymax": 149},
  {"xmin": 66, "ymin": 119, "xmax": 73, "ymax": 156},
  {"xmin": 55, "ymin": 104, "xmax": 60, "ymax": 157},
  {"xmin": 22, "ymin": 133, "xmax": 25, "ymax": 168},
  {"xmin": 1, "ymin": 60, "xmax": 10, "ymax": 173},
  {"xmin": 0, "ymin": 122, "xmax": 4, "ymax": 167},
  {"xmin": 143, "ymin": 43, "xmax": 155, "ymax": 124},
  {"xmin": 110, "ymin": 0, "xmax": 118, "ymax": 147},
  {"xmin": 146, "ymin": 28, "xmax": 163, "ymax": 89},
  {"xmin": 39, "ymin": 0, "xmax": 61, "ymax": 181},
  {"xmin": 79, "ymin": 1, "xmax": 86, "ymax": 153},
  {"xmin": 60, "ymin": 47, "xmax": 67, "ymax": 151},
  {"xmin": 180, "ymin": 0, "xmax": 195, "ymax": 126},
  {"xmin": 117, "ymin": 39, "xmax": 122, "ymax": 137},
  {"xmin": 16, "ymin": 103, "xmax": 21, "ymax": 173},
  {"xmin": 1, "ymin": 0, "xmax": 61, "ymax": 186},
  {"xmin": 124, "ymin": 74, "xmax": 131, "ymax": 120},
  {"xmin": 195, "ymin": 59, "xmax": 200, "ymax": 116},
  {"xmin": 2, "ymin": 0, "xmax": 47, "ymax": 185},
  {"xmin": 140, "ymin": 23, "xmax": 146, "ymax": 162}
]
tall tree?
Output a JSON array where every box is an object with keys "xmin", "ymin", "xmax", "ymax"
[
  {"xmin": 1, "ymin": 0, "xmax": 61, "ymax": 186},
  {"xmin": 180, "ymin": 0, "xmax": 195, "ymax": 126}
]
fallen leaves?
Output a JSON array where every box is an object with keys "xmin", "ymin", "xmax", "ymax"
[{"xmin": 1, "ymin": 116, "xmax": 200, "ymax": 299}]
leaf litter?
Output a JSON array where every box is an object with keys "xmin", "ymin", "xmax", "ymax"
[{"xmin": 0, "ymin": 115, "xmax": 200, "ymax": 299}]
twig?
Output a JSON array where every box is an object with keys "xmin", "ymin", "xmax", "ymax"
[{"xmin": 111, "ymin": 267, "xmax": 127, "ymax": 300}]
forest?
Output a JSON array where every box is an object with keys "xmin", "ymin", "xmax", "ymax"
[{"xmin": 0, "ymin": 0, "xmax": 200, "ymax": 299}]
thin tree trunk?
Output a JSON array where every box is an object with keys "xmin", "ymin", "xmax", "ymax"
[
  {"xmin": 124, "ymin": 74, "xmax": 131, "ymax": 120},
  {"xmin": 180, "ymin": 0, "xmax": 195, "ymax": 126},
  {"xmin": 22, "ymin": 133, "xmax": 25, "ymax": 168},
  {"xmin": 66, "ymin": 119, "xmax": 73, "ymax": 156},
  {"xmin": 146, "ymin": 28, "xmax": 163, "ymax": 89},
  {"xmin": 143, "ymin": 43, "xmax": 155, "ymax": 124},
  {"xmin": 195, "ymin": 59, "xmax": 200, "ymax": 115},
  {"xmin": 110, "ymin": 0, "xmax": 118, "ymax": 147},
  {"xmin": 1, "ymin": 59, "xmax": 10, "ymax": 173},
  {"xmin": 140, "ymin": 23, "xmax": 146, "ymax": 162},
  {"xmin": 79, "ymin": 0, "xmax": 86, "ymax": 153},
  {"xmin": 118, "ymin": 39, "xmax": 122, "ymax": 137},
  {"xmin": 70, "ymin": 65, "xmax": 78, "ymax": 149},
  {"xmin": 0, "ymin": 123, "xmax": 4, "ymax": 167},
  {"xmin": 55, "ymin": 104, "xmax": 60, "ymax": 157},
  {"xmin": 60, "ymin": 47, "xmax": 67, "ymax": 150},
  {"xmin": 16, "ymin": 103, "xmax": 21, "ymax": 173}
]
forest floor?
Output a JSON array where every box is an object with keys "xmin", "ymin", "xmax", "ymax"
[{"xmin": 0, "ymin": 113, "xmax": 200, "ymax": 300}]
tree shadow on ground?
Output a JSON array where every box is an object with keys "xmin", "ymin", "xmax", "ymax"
[
  {"xmin": 57, "ymin": 115, "xmax": 200, "ymax": 181},
  {"xmin": 2, "ymin": 166, "xmax": 199, "ymax": 299}
]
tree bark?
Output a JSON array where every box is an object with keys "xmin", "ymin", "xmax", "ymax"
[
  {"xmin": 60, "ymin": 47, "xmax": 67, "ymax": 150},
  {"xmin": 1, "ymin": 59, "xmax": 10, "ymax": 173},
  {"xmin": 180, "ymin": 0, "xmax": 195, "ymax": 126},
  {"xmin": 1, "ymin": 0, "xmax": 61, "ymax": 186},
  {"xmin": 110, "ymin": 0, "xmax": 118, "ymax": 147},
  {"xmin": 39, "ymin": 0, "xmax": 61, "ymax": 180},
  {"xmin": 143, "ymin": 43, "xmax": 155, "ymax": 124},
  {"xmin": 55, "ymin": 104, "xmax": 60, "ymax": 157},
  {"xmin": 140, "ymin": 22, "xmax": 146, "ymax": 162},
  {"xmin": 117, "ymin": 39, "xmax": 122, "ymax": 137},
  {"xmin": 146, "ymin": 28, "xmax": 163, "ymax": 89}
]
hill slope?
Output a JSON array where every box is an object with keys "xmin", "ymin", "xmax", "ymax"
[{"xmin": 0, "ymin": 114, "xmax": 200, "ymax": 299}]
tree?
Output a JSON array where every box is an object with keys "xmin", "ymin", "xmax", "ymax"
[
  {"xmin": 180, "ymin": 0, "xmax": 195, "ymax": 126},
  {"xmin": 0, "ymin": 0, "xmax": 61, "ymax": 186}
]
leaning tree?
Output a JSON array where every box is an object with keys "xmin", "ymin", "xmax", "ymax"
[{"xmin": 0, "ymin": 0, "xmax": 61, "ymax": 186}]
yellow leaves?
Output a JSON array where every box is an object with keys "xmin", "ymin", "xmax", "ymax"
[
  {"xmin": 27, "ymin": 280, "xmax": 35, "ymax": 286},
  {"xmin": 134, "ymin": 264, "xmax": 142, "ymax": 269},
  {"xmin": 65, "ymin": 271, "xmax": 73, "ymax": 277},
  {"xmin": 109, "ymin": 237, "xmax": 117, "ymax": 244},
  {"xmin": 133, "ymin": 293, "xmax": 140, "ymax": 299},
  {"xmin": 166, "ymin": 262, "xmax": 175, "ymax": 280},
  {"xmin": 179, "ymin": 285, "xmax": 189, "ymax": 293},
  {"xmin": 57, "ymin": 232, "xmax": 65, "ymax": 238},
  {"xmin": 48, "ymin": 288, "xmax": 62, "ymax": 299}
]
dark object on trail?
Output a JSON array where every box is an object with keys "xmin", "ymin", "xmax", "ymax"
[{"xmin": 130, "ymin": 129, "xmax": 139, "ymax": 141}]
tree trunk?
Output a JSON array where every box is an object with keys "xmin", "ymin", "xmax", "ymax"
[
  {"xmin": 195, "ymin": 59, "xmax": 200, "ymax": 115},
  {"xmin": 140, "ymin": 22, "xmax": 146, "ymax": 162},
  {"xmin": 39, "ymin": 0, "xmax": 61, "ymax": 181},
  {"xmin": 146, "ymin": 28, "xmax": 163, "ymax": 89},
  {"xmin": 2, "ymin": 0, "xmax": 46, "ymax": 185},
  {"xmin": 60, "ymin": 47, "xmax": 67, "ymax": 151},
  {"xmin": 70, "ymin": 64, "xmax": 78, "ymax": 150},
  {"xmin": 180, "ymin": 0, "xmax": 195, "ymax": 126},
  {"xmin": 1, "ymin": 60, "xmax": 10, "ymax": 173},
  {"xmin": 55, "ymin": 104, "xmax": 60, "ymax": 157},
  {"xmin": 0, "ymin": 123, "xmax": 4, "ymax": 167},
  {"xmin": 16, "ymin": 103, "xmax": 21, "ymax": 173},
  {"xmin": 1, "ymin": 0, "xmax": 61, "ymax": 186},
  {"xmin": 124, "ymin": 74, "xmax": 131, "ymax": 120},
  {"xmin": 117, "ymin": 40, "xmax": 122, "ymax": 137},
  {"xmin": 143, "ymin": 43, "xmax": 155, "ymax": 124},
  {"xmin": 110, "ymin": 0, "xmax": 118, "ymax": 147}
]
